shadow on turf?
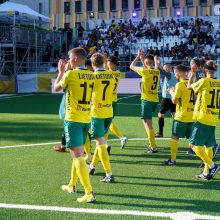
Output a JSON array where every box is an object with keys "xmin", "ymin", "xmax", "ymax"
[
  {"xmin": 95, "ymin": 191, "xmax": 220, "ymax": 213},
  {"xmin": 109, "ymin": 151, "xmax": 201, "ymax": 168},
  {"xmin": 0, "ymin": 121, "xmax": 62, "ymax": 143},
  {"xmin": 91, "ymin": 171, "xmax": 220, "ymax": 188},
  {"xmin": 114, "ymin": 176, "xmax": 220, "ymax": 187},
  {"xmin": 109, "ymin": 159, "xmax": 200, "ymax": 168},
  {"xmin": 110, "ymin": 151, "xmax": 199, "ymax": 160}
]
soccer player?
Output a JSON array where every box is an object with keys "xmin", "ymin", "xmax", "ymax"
[
  {"xmin": 54, "ymin": 48, "xmax": 96, "ymax": 203},
  {"xmin": 130, "ymin": 49, "xmax": 160, "ymax": 153},
  {"xmin": 186, "ymin": 59, "xmax": 219, "ymax": 157},
  {"xmin": 165, "ymin": 64, "xmax": 195, "ymax": 165},
  {"xmin": 89, "ymin": 53, "xmax": 115, "ymax": 183},
  {"xmin": 90, "ymin": 55, "xmax": 127, "ymax": 169},
  {"xmin": 53, "ymin": 60, "xmax": 92, "ymax": 161},
  {"xmin": 186, "ymin": 58, "xmax": 205, "ymax": 155},
  {"xmin": 155, "ymin": 63, "xmax": 177, "ymax": 138},
  {"xmin": 187, "ymin": 60, "xmax": 220, "ymax": 180},
  {"xmin": 106, "ymin": 55, "xmax": 127, "ymax": 149}
]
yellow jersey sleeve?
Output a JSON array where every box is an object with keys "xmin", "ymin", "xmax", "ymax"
[
  {"xmin": 92, "ymin": 70, "xmax": 115, "ymax": 118},
  {"xmin": 191, "ymin": 78, "xmax": 204, "ymax": 94},
  {"xmin": 173, "ymin": 82, "xmax": 181, "ymax": 99},
  {"xmin": 136, "ymin": 67, "xmax": 144, "ymax": 76},
  {"xmin": 60, "ymin": 69, "xmax": 94, "ymax": 123},
  {"xmin": 174, "ymin": 80, "xmax": 194, "ymax": 122},
  {"xmin": 60, "ymin": 70, "xmax": 71, "ymax": 89}
]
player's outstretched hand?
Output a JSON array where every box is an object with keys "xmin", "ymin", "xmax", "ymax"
[
  {"xmin": 58, "ymin": 59, "xmax": 67, "ymax": 74},
  {"xmin": 65, "ymin": 61, "xmax": 72, "ymax": 72},
  {"xmin": 167, "ymin": 87, "xmax": 175, "ymax": 94},
  {"xmin": 137, "ymin": 49, "xmax": 143, "ymax": 57},
  {"xmin": 154, "ymin": 55, "xmax": 160, "ymax": 65}
]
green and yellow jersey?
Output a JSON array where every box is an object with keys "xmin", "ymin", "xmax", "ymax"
[
  {"xmin": 136, "ymin": 67, "xmax": 160, "ymax": 102},
  {"xmin": 191, "ymin": 77, "xmax": 220, "ymax": 126},
  {"xmin": 91, "ymin": 69, "xmax": 115, "ymax": 118},
  {"xmin": 60, "ymin": 68, "xmax": 94, "ymax": 123},
  {"xmin": 173, "ymin": 79, "xmax": 195, "ymax": 123},
  {"xmin": 110, "ymin": 70, "xmax": 121, "ymax": 102}
]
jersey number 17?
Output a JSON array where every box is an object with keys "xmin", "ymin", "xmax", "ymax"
[{"xmin": 207, "ymin": 89, "xmax": 220, "ymax": 109}]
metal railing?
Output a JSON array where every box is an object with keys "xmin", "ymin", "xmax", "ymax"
[{"xmin": 0, "ymin": 25, "xmax": 65, "ymax": 47}]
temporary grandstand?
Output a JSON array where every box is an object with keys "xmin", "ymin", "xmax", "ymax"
[{"xmin": 0, "ymin": 2, "xmax": 70, "ymax": 76}]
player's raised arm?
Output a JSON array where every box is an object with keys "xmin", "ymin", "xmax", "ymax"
[
  {"xmin": 54, "ymin": 59, "xmax": 67, "ymax": 92},
  {"xmin": 154, "ymin": 55, "xmax": 161, "ymax": 69},
  {"xmin": 155, "ymin": 55, "xmax": 171, "ymax": 79},
  {"xmin": 140, "ymin": 51, "xmax": 146, "ymax": 68},
  {"xmin": 130, "ymin": 49, "xmax": 142, "ymax": 72},
  {"xmin": 187, "ymin": 63, "xmax": 197, "ymax": 89}
]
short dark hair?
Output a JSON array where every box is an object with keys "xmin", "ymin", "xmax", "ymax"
[
  {"xmin": 174, "ymin": 64, "xmax": 187, "ymax": 73},
  {"xmin": 199, "ymin": 58, "xmax": 206, "ymax": 68},
  {"xmin": 204, "ymin": 60, "xmax": 217, "ymax": 72},
  {"xmin": 191, "ymin": 58, "xmax": 200, "ymax": 67},
  {"xmin": 107, "ymin": 56, "xmax": 118, "ymax": 65},
  {"xmin": 144, "ymin": 54, "xmax": 154, "ymax": 66},
  {"xmin": 85, "ymin": 59, "xmax": 92, "ymax": 67},
  {"xmin": 145, "ymin": 54, "xmax": 154, "ymax": 61}
]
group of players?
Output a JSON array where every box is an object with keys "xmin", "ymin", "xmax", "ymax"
[{"xmin": 54, "ymin": 47, "xmax": 220, "ymax": 203}]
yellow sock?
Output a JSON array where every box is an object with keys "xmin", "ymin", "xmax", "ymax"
[
  {"xmin": 147, "ymin": 129, "xmax": 156, "ymax": 148},
  {"xmin": 84, "ymin": 135, "xmax": 91, "ymax": 156},
  {"xmin": 68, "ymin": 159, "xmax": 78, "ymax": 187},
  {"xmin": 75, "ymin": 156, "xmax": 93, "ymax": 195},
  {"xmin": 193, "ymin": 146, "xmax": 213, "ymax": 167},
  {"xmin": 110, "ymin": 122, "xmax": 123, "ymax": 138},
  {"xmin": 91, "ymin": 147, "xmax": 100, "ymax": 167},
  {"xmin": 204, "ymin": 147, "xmax": 213, "ymax": 173},
  {"xmin": 97, "ymin": 144, "xmax": 111, "ymax": 174},
  {"xmin": 170, "ymin": 139, "xmax": 178, "ymax": 161}
]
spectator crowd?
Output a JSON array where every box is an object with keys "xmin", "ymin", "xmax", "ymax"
[{"xmin": 41, "ymin": 16, "xmax": 220, "ymax": 69}]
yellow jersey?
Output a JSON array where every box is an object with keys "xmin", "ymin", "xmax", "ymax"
[
  {"xmin": 173, "ymin": 80, "xmax": 195, "ymax": 122},
  {"xmin": 91, "ymin": 69, "xmax": 115, "ymax": 118},
  {"xmin": 191, "ymin": 78, "xmax": 220, "ymax": 126},
  {"xmin": 110, "ymin": 70, "xmax": 121, "ymax": 102},
  {"xmin": 136, "ymin": 67, "xmax": 160, "ymax": 102},
  {"xmin": 60, "ymin": 68, "xmax": 94, "ymax": 123}
]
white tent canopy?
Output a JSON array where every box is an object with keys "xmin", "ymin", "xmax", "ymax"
[{"xmin": 0, "ymin": 1, "xmax": 50, "ymax": 26}]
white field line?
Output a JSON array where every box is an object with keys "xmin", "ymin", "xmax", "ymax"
[
  {"xmin": 0, "ymin": 142, "xmax": 60, "ymax": 149},
  {"xmin": 0, "ymin": 94, "xmax": 34, "ymax": 100},
  {"xmin": 117, "ymin": 95, "xmax": 138, "ymax": 101},
  {"xmin": 0, "ymin": 94, "xmax": 15, "ymax": 97},
  {"xmin": 0, "ymin": 137, "xmax": 220, "ymax": 149},
  {"xmin": 0, "ymin": 203, "xmax": 220, "ymax": 220}
]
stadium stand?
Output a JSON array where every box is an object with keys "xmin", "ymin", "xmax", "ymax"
[{"xmin": 83, "ymin": 16, "xmax": 220, "ymax": 64}]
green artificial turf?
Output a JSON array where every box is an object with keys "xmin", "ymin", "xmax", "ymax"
[{"xmin": 0, "ymin": 94, "xmax": 220, "ymax": 220}]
